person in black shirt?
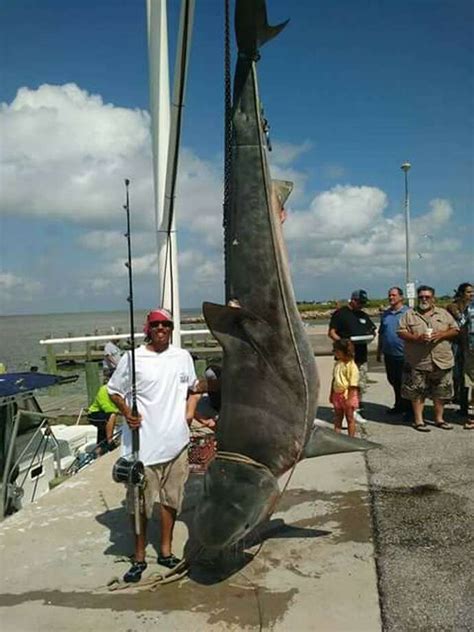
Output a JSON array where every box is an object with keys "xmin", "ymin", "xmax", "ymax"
[{"xmin": 328, "ymin": 290, "xmax": 376, "ymax": 418}]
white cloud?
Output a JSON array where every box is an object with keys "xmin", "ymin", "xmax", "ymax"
[
  {"xmin": 104, "ymin": 253, "xmax": 158, "ymax": 278},
  {"xmin": 0, "ymin": 84, "xmax": 154, "ymax": 224},
  {"xmin": 270, "ymin": 140, "xmax": 312, "ymax": 166},
  {"xmin": 0, "ymin": 83, "xmax": 225, "ymax": 239},
  {"xmin": 0, "ymin": 83, "xmax": 467, "ymax": 312},
  {"xmin": 283, "ymin": 192, "xmax": 462, "ymax": 294},
  {"xmin": 78, "ymin": 229, "xmax": 155, "ymax": 254},
  {"xmin": 0, "ymin": 271, "xmax": 43, "ymax": 312},
  {"xmin": 285, "ymin": 185, "xmax": 388, "ymax": 241},
  {"xmin": 322, "ymin": 163, "xmax": 346, "ymax": 180}
]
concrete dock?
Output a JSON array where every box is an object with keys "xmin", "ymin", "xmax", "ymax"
[{"xmin": 1, "ymin": 355, "xmax": 472, "ymax": 631}]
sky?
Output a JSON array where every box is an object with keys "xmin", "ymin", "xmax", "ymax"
[{"xmin": 0, "ymin": 0, "xmax": 473, "ymax": 315}]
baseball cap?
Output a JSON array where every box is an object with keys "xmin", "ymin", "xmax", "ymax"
[
  {"xmin": 146, "ymin": 308, "xmax": 173, "ymax": 324},
  {"xmin": 144, "ymin": 308, "xmax": 174, "ymax": 336},
  {"xmin": 351, "ymin": 289, "xmax": 368, "ymax": 305}
]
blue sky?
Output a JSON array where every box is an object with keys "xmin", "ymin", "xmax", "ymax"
[{"xmin": 0, "ymin": 0, "xmax": 472, "ymax": 315}]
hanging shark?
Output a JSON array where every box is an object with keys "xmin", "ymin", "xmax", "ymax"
[{"xmin": 194, "ymin": 0, "xmax": 375, "ymax": 550}]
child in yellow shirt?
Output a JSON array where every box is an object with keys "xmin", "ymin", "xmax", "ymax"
[{"xmin": 330, "ymin": 339, "xmax": 360, "ymax": 437}]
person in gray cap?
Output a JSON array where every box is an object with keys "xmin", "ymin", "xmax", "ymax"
[{"xmin": 329, "ymin": 290, "xmax": 377, "ymax": 420}]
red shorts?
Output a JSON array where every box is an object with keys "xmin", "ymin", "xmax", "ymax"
[{"xmin": 330, "ymin": 390, "xmax": 359, "ymax": 411}]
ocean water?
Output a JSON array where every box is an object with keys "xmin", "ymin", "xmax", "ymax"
[{"xmin": 0, "ymin": 309, "xmax": 201, "ymax": 372}]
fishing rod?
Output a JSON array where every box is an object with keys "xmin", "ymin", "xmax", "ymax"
[{"xmin": 112, "ymin": 179, "xmax": 144, "ymax": 536}]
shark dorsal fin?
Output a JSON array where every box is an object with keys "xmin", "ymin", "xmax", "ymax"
[{"xmin": 272, "ymin": 180, "xmax": 293, "ymax": 207}]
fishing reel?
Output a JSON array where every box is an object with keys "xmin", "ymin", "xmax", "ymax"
[{"xmin": 112, "ymin": 457, "xmax": 145, "ymax": 487}]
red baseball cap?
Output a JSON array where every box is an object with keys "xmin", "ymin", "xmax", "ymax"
[
  {"xmin": 147, "ymin": 308, "xmax": 173, "ymax": 323},
  {"xmin": 144, "ymin": 308, "xmax": 174, "ymax": 336}
]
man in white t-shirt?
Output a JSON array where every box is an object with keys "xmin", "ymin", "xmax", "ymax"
[{"xmin": 108, "ymin": 308, "xmax": 199, "ymax": 583}]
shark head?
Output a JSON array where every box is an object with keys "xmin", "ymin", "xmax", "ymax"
[{"xmin": 193, "ymin": 458, "xmax": 279, "ymax": 549}]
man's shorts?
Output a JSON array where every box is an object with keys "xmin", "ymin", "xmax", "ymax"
[
  {"xmin": 126, "ymin": 447, "xmax": 189, "ymax": 519},
  {"xmin": 357, "ymin": 362, "xmax": 368, "ymax": 395},
  {"xmin": 401, "ymin": 365, "xmax": 454, "ymax": 401}
]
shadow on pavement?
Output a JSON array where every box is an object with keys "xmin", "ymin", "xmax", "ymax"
[
  {"xmin": 94, "ymin": 460, "xmax": 335, "ymax": 584},
  {"xmin": 318, "ymin": 400, "xmax": 466, "ymax": 428}
]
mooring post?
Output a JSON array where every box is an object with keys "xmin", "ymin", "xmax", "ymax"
[
  {"xmin": 85, "ymin": 361, "xmax": 101, "ymax": 405},
  {"xmin": 85, "ymin": 341, "xmax": 92, "ymax": 362},
  {"xmin": 194, "ymin": 357, "xmax": 206, "ymax": 379},
  {"xmin": 44, "ymin": 340, "xmax": 59, "ymax": 394},
  {"xmin": 45, "ymin": 341, "xmax": 57, "ymax": 375}
]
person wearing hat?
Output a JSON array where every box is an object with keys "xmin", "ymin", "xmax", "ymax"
[
  {"xmin": 108, "ymin": 308, "xmax": 200, "ymax": 583},
  {"xmin": 328, "ymin": 290, "xmax": 377, "ymax": 420}
]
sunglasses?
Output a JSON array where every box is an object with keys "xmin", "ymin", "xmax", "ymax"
[
  {"xmin": 149, "ymin": 321, "xmax": 173, "ymax": 329},
  {"xmin": 418, "ymin": 295, "xmax": 433, "ymax": 299}
]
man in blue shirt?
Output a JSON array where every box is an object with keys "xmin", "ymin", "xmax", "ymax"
[{"xmin": 377, "ymin": 287, "xmax": 410, "ymax": 415}]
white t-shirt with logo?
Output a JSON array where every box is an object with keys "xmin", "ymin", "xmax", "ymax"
[{"xmin": 107, "ymin": 345, "xmax": 197, "ymax": 465}]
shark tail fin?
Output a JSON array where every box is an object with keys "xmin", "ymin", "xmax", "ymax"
[
  {"xmin": 257, "ymin": 18, "xmax": 289, "ymax": 48},
  {"xmin": 236, "ymin": 0, "xmax": 289, "ymax": 54},
  {"xmin": 303, "ymin": 425, "xmax": 380, "ymax": 459}
]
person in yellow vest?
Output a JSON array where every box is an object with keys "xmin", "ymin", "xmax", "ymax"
[{"xmin": 87, "ymin": 381, "xmax": 119, "ymax": 452}]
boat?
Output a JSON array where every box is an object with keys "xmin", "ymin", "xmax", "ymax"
[{"xmin": 0, "ymin": 372, "xmax": 108, "ymax": 520}]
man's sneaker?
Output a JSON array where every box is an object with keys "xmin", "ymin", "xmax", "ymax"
[
  {"xmin": 354, "ymin": 410, "xmax": 367, "ymax": 424},
  {"xmin": 157, "ymin": 553, "xmax": 181, "ymax": 569},
  {"xmin": 123, "ymin": 560, "xmax": 147, "ymax": 583}
]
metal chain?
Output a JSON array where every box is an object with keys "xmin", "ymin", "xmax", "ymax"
[{"xmin": 223, "ymin": 0, "xmax": 233, "ymax": 303}]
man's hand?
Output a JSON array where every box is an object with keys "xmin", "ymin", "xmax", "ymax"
[
  {"xmin": 429, "ymin": 329, "xmax": 458, "ymax": 343},
  {"xmin": 125, "ymin": 411, "xmax": 142, "ymax": 429}
]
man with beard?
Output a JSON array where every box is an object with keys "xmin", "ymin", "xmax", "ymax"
[{"xmin": 398, "ymin": 285, "xmax": 459, "ymax": 432}]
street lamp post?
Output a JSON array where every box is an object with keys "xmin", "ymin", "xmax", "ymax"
[{"xmin": 401, "ymin": 161, "xmax": 414, "ymax": 307}]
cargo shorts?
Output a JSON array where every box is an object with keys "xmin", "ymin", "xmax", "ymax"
[
  {"xmin": 401, "ymin": 365, "xmax": 454, "ymax": 401},
  {"xmin": 126, "ymin": 447, "xmax": 189, "ymax": 519}
]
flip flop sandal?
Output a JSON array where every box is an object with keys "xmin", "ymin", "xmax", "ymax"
[
  {"xmin": 412, "ymin": 423, "xmax": 430, "ymax": 432},
  {"xmin": 435, "ymin": 422, "xmax": 453, "ymax": 430},
  {"xmin": 123, "ymin": 560, "xmax": 147, "ymax": 583},
  {"xmin": 157, "ymin": 554, "xmax": 181, "ymax": 569}
]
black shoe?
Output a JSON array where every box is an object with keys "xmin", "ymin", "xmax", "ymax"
[
  {"xmin": 157, "ymin": 553, "xmax": 181, "ymax": 569},
  {"xmin": 123, "ymin": 560, "xmax": 147, "ymax": 583}
]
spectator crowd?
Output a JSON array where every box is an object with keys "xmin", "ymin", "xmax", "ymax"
[{"xmin": 328, "ymin": 283, "xmax": 474, "ymax": 434}]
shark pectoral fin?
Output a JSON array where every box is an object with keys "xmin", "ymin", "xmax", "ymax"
[
  {"xmin": 203, "ymin": 301, "xmax": 275, "ymax": 356},
  {"xmin": 302, "ymin": 426, "xmax": 380, "ymax": 459},
  {"xmin": 202, "ymin": 301, "xmax": 259, "ymax": 349}
]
